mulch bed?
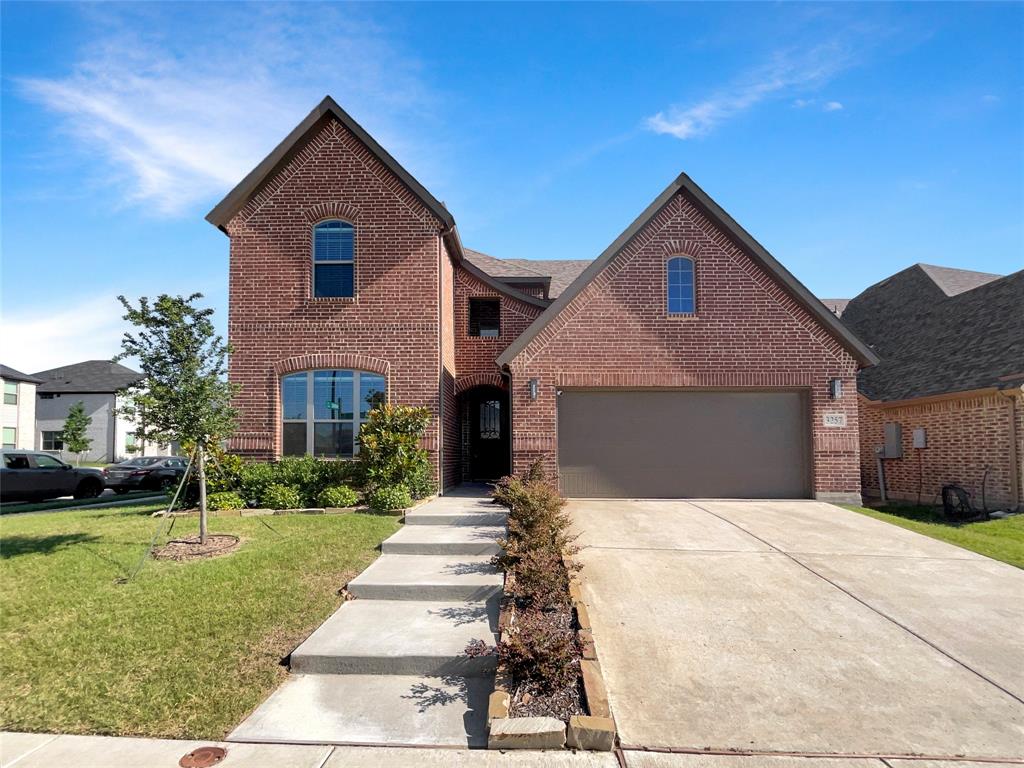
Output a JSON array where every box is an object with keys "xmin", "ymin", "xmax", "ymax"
[
  {"xmin": 152, "ymin": 534, "xmax": 241, "ymax": 561},
  {"xmin": 506, "ymin": 601, "xmax": 585, "ymax": 720}
]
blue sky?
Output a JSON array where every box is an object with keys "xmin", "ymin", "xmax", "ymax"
[{"xmin": 2, "ymin": 2, "xmax": 1022, "ymax": 372}]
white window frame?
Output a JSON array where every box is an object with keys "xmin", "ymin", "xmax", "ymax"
[
  {"xmin": 3, "ymin": 382, "xmax": 17, "ymax": 406},
  {"xmin": 2, "ymin": 426, "xmax": 16, "ymax": 449},
  {"xmin": 282, "ymin": 370, "xmax": 387, "ymax": 457}
]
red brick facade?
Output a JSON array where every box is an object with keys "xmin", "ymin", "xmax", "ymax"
[
  {"xmin": 225, "ymin": 117, "xmax": 447, "ymax": 475},
  {"xmin": 503, "ymin": 194, "xmax": 862, "ymax": 502},
  {"xmin": 219, "ymin": 106, "xmax": 870, "ymax": 500},
  {"xmin": 859, "ymin": 390, "xmax": 1023, "ymax": 509}
]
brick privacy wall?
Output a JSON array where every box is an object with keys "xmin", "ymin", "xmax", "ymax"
[
  {"xmin": 225, "ymin": 116, "xmax": 446, "ymax": 483},
  {"xmin": 859, "ymin": 392, "xmax": 1022, "ymax": 509},
  {"xmin": 506, "ymin": 191, "xmax": 862, "ymax": 499}
]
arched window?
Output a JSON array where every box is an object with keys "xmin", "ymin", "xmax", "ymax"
[
  {"xmin": 313, "ymin": 220, "xmax": 355, "ymax": 297},
  {"xmin": 666, "ymin": 256, "xmax": 695, "ymax": 314},
  {"xmin": 281, "ymin": 369, "xmax": 386, "ymax": 457}
]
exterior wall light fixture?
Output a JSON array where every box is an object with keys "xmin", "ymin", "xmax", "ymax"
[{"xmin": 529, "ymin": 378, "xmax": 539, "ymax": 400}]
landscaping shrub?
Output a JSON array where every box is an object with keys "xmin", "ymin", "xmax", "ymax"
[
  {"xmin": 277, "ymin": 455, "xmax": 354, "ymax": 505},
  {"xmin": 206, "ymin": 450, "xmax": 244, "ymax": 494},
  {"xmin": 367, "ymin": 484, "xmax": 412, "ymax": 513},
  {"xmin": 499, "ymin": 606, "xmax": 580, "ymax": 692},
  {"xmin": 260, "ymin": 483, "xmax": 303, "ymax": 510},
  {"xmin": 207, "ymin": 491, "xmax": 245, "ymax": 511},
  {"xmin": 492, "ymin": 459, "xmax": 582, "ymax": 698},
  {"xmin": 358, "ymin": 405, "xmax": 432, "ymax": 492},
  {"xmin": 405, "ymin": 461, "xmax": 436, "ymax": 500},
  {"xmin": 239, "ymin": 462, "xmax": 278, "ymax": 507},
  {"xmin": 317, "ymin": 485, "xmax": 359, "ymax": 509}
]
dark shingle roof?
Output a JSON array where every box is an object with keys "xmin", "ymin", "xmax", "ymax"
[
  {"xmin": 504, "ymin": 259, "xmax": 592, "ymax": 298},
  {"xmin": 33, "ymin": 360, "xmax": 143, "ymax": 394},
  {"xmin": 0, "ymin": 365, "xmax": 43, "ymax": 385},
  {"xmin": 463, "ymin": 249, "xmax": 592, "ymax": 299},
  {"xmin": 917, "ymin": 263, "xmax": 1003, "ymax": 297},
  {"xmin": 843, "ymin": 266, "xmax": 1024, "ymax": 401}
]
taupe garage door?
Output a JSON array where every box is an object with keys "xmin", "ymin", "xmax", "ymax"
[{"xmin": 558, "ymin": 390, "xmax": 810, "ymax": 498}]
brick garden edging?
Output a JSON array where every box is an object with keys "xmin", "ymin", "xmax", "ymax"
[{"xmin": 486, "ymin": 551, "xmax": 617, "ymax": 751}]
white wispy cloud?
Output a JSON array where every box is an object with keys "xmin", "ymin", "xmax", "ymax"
[
  {"xmin": 16, "ymin": 4, "xmax": 443, "ymax": 215},
  {"xmin": 646, "ymin": 42, "xmax": 856, "ymax": 139},
  {"xmin": 1, "ymin": 296, "xmax": 130, "ymax": 374},
  {"xmin": 823, "ymin": 100, "xmax": 844, "ymax": 112}
]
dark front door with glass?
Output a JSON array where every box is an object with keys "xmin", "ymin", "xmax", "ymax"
[{"xmin": 468, "ymin": 388, "xmax": 509, "ymax": 481}]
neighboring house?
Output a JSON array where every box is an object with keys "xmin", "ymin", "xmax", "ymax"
[
  {"xmin": 1, "ymin": 365, "xmax": 42, "ymax": 450},
  {"xmin": 842, "ymin": 264, "xmax": 1024, "ymax": 510},
  {"xmin": 32, "ymin": 360, "xmax": 170, "ymax": 463},
  {"xmin": 206, "ymin": 96, "xmax": 877, "ymax": 502}
]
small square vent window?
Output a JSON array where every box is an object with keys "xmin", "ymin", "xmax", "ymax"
[{"xmin": 469, "ymin": 298, "xmax": 500, "ymax": 338}]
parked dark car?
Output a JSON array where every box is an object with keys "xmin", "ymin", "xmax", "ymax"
[
  {"xmin": 103, "ymin": 456, "xmax": 188, "ymax": 493},
  {"xmin": 1, "ymin": 452, "xmax": 105, "ymax": 503}
]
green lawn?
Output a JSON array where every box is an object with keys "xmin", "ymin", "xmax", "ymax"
[
  {"xmin": 0, "ymin": 503, "xmax": 399, "ymax": 739},
  {"xmin": 845, "ymin": 504, "xmax": 1024, "ymax": 569}
]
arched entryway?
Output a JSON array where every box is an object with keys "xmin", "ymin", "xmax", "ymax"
[{"xmin": 458, "ymin": 385, "xmax": 510, "ymax": 481}]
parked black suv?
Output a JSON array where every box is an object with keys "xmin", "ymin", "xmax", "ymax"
[
  {"xmin": 103, "ymin": 456, "xmax": 188, "ymax": 493},
  {"xmin": 1, "ymin": 452, "xmax": 105, "ymax": 503}
]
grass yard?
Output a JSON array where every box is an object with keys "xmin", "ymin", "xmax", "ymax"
[
  {"xmin": 0, "ymin": 503, "xmax": 399, "ymax": 739},
  {"xmin": 846, "ymin": 504, "xmax": 1024, "ymax": 569}
]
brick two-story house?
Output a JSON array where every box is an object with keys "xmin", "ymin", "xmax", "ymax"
[{"xmin": 207, "ymin": 97, "xmax": 877, "ymax": 502}]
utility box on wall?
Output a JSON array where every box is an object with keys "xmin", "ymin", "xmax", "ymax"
[
  {"xmin": 913, "ymin": 427, "xmax": 927, "ymax": 449},
  {"xmin": 883, "ymin": 422, "xmax": 903, "ymax": 459}
]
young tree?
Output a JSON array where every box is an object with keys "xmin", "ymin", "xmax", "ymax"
[
  {"xmin": 62, "ymin": 401, "xmax": 93, "ymax": 465},
  {"xmin": 116, "ymin": 293, "xmax": 238, "ymax": 543}
]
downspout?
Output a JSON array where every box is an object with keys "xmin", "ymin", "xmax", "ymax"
[
  {"xmin": 437, "ymin": 230, "xmax": 445, "ymax": 496},
  {"xmin": 999, "ymin": 386, "xmax": 1022, "ymax": 511}
]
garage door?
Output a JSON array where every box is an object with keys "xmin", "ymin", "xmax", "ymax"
[{"xmin": 558, "ymin": 390, "xmax": 810, "ymax": 498}]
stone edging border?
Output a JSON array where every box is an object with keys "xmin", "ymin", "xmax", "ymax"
[{"xmin": 486, "ymin": 551, "xmax": 617, "ymax": 751}]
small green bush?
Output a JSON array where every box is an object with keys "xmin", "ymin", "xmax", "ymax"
[
  {"xmin": 239, "ymin": 462, "xmax": 277, "ymax": 507},
  {"xmin": 207, "ymin": 491, "xmax": 245, "ymax": 511},
  {"xmin": 358, "ymin": 404, "xmax": 432, "ymax": 492},
  {"xmin": 367, "ymin": 484, "xmax": 412, "ymax": 513},
  {"xmin": 206, "ymin": 450, "xmax": 244, "ymax": 494},
  {"xmin": 260, "ymin": 483, "xmax": 303, "ymax": 510},
  {"xmin": 405, "ymin": 461, "xmax": 436, "ymax": 500},
  {"xmin": 317, "ymin": 485, "xmax": 359, "ymax": 508}
]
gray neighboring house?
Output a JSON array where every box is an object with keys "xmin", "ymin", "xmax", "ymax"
[
  {"xmin": 32, "ymin": 360, "xmax": 170, "ymax": 463},
  {"xmin": 1, "ymin": 364, "xmax": 43, "ymax": 450}
]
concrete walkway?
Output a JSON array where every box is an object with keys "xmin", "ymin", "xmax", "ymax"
[
  {"xmin": 229, "ymin": 488, "xmax": 505, "ymax": 748},
  {"xmin": 0, "ymin": 732, "xmax": 618, "ymax": 767},
  {"xmin": 570, "ymin": 499, "xmax": 1024, "ymax": 763}
]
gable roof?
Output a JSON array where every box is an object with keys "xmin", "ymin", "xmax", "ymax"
[
  {"xmin": 917, "ymin": 263, "xmax": 1003, "ymax": 297},
  {"xmin": 505, "ymin": 259, "xmax": 592, "ymax": 298},
  {"xmin": 843, "ymin": 267, "xmax": 1023, "ymax": 401},
  {"xmin": 819, "ymin": 298, "xmax": 850, "ymax": 317},
  {"xmin": 33, "ymin": 360, "xmax": 142, "ymax": 394},
  {"xmin": 205, "ymin": 96, "xmax": 465, "ymax": 262},
  {"xmin": 459, "ymin": 259, "xmax": 550, "ymax": 309},
  {"xmin": 463, "ymin": 250, "xmax": 592, "ymax": 300},
  {"xmin": 498, "ymin": 172, "xmax": 879, "ymax": 368},
  {"xmin": 0, "ymin": 365, "xmax": 43, "ymax": 385}
]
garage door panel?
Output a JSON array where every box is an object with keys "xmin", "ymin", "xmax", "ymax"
[{"xmin": 558, "ymin": 390, "xmax": 809, "ymax": 498}]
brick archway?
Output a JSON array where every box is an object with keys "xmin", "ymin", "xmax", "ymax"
[
  {"xmin": 273, "ymin": 353, "xmax": 390, "ymax": 377},
  {"xmin": 454, "ymin": 372, "xmax": 507, "ymax": 395}
]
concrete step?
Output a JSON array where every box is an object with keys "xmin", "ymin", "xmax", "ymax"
[
  {"xmin": 347, "ymin": 555, "xmax": 503, "ymax": 601},
  {"xmin": 228, "ymin": 673, "xmax": 490, "ymax": 747},
  {"xmin": 290, "ymin": 599, "xmax": 499, "ymax": 676},
  {"xmin": 404, "ymin": 496, "xmax": 507, "ymax": 527},
  {"xmin": 381, "ymin": 525, "xmax": 505, "ymax": 556}
]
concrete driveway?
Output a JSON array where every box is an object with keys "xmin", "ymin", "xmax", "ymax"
[{"xmin": 570, "ymin": 499, "xmax": 1024, "ymax": 764}]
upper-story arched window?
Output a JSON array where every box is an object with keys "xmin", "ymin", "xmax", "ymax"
[
  {"xmin": 666, "ymin": 256, "xmax": 695, "ymax": 314},
  {"xmin": 313, "ymin": 220, "xmax": 355, "ymax": 298}
]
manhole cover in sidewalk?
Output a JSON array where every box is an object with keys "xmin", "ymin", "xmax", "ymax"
[{"xmin": 179, "ymin": 746, "xmax": 227, "ymax": 767}]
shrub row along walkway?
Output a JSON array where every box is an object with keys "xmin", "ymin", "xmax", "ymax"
[{"xmin": 229, "ymin": 485, "xmax": 505, "ymax": 747}]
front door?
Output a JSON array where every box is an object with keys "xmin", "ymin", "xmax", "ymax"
[{"xmin": 468, "ymin": 388, "xmax": 510, "ymax": 481}]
